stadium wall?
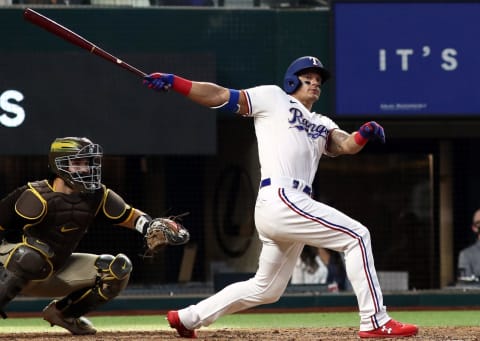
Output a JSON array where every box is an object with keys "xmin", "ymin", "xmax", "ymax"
[{"xmin": 1, "ymin": 7, "xmax": 480, "ymax": 292}]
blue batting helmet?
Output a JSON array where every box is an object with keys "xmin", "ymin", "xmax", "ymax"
[{"xmin": 283, "ymin": 56, "xmax": 331, "ymax": 94}]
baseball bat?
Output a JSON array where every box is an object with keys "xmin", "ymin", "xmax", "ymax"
[{"xmin": 23, "ymin": 8, "xmax": 146, "ymax": 77}]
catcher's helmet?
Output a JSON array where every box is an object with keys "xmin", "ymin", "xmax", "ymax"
[
  {"xmin": 48, "ymin": 137, "xmax": 103, "ymax": 193},
  {"xmin": 283, "ymin": 56, "xmax": 331, "ymax": 94}
]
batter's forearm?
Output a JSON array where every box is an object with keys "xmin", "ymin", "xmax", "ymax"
[
  {"xmin": 328, "ymin": 121, "xmax": 386, "ymax": 155},
  {"xmin": 188, "ymin": 81, "xmax": 230, "ymax": 108},
  {"xmin": 343, "ymin": 133, "xmax": 366, "ymax": 154},
  {"xmin": 143, "ymin": 73, "xmax": 229, "ymax": 107},
  {"xmin": 185, "ymin": 81, "xmax": 242, "ymax": 113},
  {"xmin": 335, "ymin": 134, "xmax": 364, "ymax": 155},
  {"xmin": 327, "ymin": 129, "xmax": 364, "ymax": 156},
  {"xmin": 143, "ymin": 72, "xmax": 242, "ymax": 113}
]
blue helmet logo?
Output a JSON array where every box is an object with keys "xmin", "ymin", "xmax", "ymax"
[{"xmin": 283, "ymin": 56, "xmax": 331, "ymax": 94}]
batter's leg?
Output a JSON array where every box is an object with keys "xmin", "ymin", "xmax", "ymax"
[
  {"xmin": 340, "ymin": 225, "xmax": 389, "ymax": 331},
  {"xmin": 269, "ymin": 190, "xmax": 390, "ymax": 331},
  {"xmin": 178, "ymin": 239, "xmax": 303, "ymax": 329}
]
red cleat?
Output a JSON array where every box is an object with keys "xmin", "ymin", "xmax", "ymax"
[
  {"xmin": 166, "ymin": 310, "xmax": 197, "ymax": 339},
  {"xmin": 358, "ymin": 319, "xmax": 419, "ymax": 338}
]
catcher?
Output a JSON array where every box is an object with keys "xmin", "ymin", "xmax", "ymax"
[{"xmin": 0, "ymin": 136, "xmax": 189, "ymax": 335}]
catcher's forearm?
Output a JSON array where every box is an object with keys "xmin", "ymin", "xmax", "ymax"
[
  {"xmin": 134, "ymin": 213, "xmax": 152, "ymax": 235},
  {"xmin": 115, "ymin": 206, "xmax": 152, "ymax": 234}
]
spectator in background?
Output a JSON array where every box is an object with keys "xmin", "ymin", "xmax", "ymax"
[
  {"xmin": 291, "ymin": 245, "xmax": 328, "ymax": 284},
  {"xmin": 457, "ymin": 208, "xmax": 480, "ymax": 281},
  {"xmin": 321, "ymin": 247, "xmax": 348, "ymax": 291},
  {"xmin": 291, "ymin": 245, "xmax": 348, "ymax": 292}
]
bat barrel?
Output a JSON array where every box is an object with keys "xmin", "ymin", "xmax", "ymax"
[
  {"xmin": 24, "ymin": 8, "xmax": 93, "ymax": 51},
  {"xmin": 23, "ymin": 8, "xmax": 146, "ymax": 78}
]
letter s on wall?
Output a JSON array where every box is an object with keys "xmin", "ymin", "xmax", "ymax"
[{"xmin": 0, "ymin": 90, "xmax": 25, "ymax": 127}]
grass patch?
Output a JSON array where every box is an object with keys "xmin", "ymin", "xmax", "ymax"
[
  {"xmin": 0, "ymin": 310, "xmax": 479, "ymax": 333},
  {"xmin": 214, "ymin": 311, "xmax": 480, "ymax": 328}
]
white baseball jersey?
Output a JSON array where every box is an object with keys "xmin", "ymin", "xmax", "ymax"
[
  {"xmin": 244, "ymin": 85, "xmax": 338, "ymax": 186},
  {"xmin": 178, "ymin": 84, "xmax": 390, "ymax": 333}
]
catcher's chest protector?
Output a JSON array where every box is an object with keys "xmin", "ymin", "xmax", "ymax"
[{"xmin": 15, "ymin": 180, "xmax": 103, "ymax": 269}]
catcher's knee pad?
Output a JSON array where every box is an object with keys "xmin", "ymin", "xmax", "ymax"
[
  {"xmin": 95, "ymin": 253, "xmax": 132, "ymax": 298},
  {"xmin": 6, "ymin": 244, "xmax": 53, "ymax": 281},
  {"xmin": 0, "ymin": 244, "xmax": 52, "ymax": 313},
  {"xmin": 56, "ymin": 254, "xmax": 132, "ymax": 318}
]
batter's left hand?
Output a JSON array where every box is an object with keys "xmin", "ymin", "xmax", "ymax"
[
  {"xmin": 358, "ymin": 121, "xmax": 385, "ymax": 143},
  {"xmin": 143, "ymin": 73, "xmax": 174, "ymax": 92}
]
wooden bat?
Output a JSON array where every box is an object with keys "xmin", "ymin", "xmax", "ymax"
[{"xmin": 23, "ymin": 8, "xmax": 146, "ymax": 77}]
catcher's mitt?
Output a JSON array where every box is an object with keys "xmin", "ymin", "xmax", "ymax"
[{"xmin": 144, "ymin": 217, "xmax": 190, "ymax": 253}]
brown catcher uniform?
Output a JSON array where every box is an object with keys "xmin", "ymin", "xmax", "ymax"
[
  {"xmin": 0, "ymin": 179, "xmax": 134, "ymax": 296},
  {"xmin": 0, "ymin": 137, "xmax": 189, "ymax": 335}
]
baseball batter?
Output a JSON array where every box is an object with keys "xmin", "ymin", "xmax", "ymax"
[{"xmin": 144, "ymin": 56, "xmax": 418, "ymax": 338}]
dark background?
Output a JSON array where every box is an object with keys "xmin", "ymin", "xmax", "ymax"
[{"xmin": 0, "ymin": 51, "xmax": 216, "ymax": 154}]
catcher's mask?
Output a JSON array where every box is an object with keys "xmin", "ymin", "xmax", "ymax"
[
  {"xmin": 48, "ymin": 137, "xmax": 103, "ymax": 193},
  {"xmin": 283, "ymin": 56, "xmax": 331, "ymax": 94}
]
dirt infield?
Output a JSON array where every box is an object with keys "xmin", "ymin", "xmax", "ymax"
[{"xmin": 1, "ymin": 327, "xmax": 479, "ymax": 340}]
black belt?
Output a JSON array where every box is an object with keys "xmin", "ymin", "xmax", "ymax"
[{"xmin": 260, "ymin": 178, "xmax": 312, "ymax": 196}]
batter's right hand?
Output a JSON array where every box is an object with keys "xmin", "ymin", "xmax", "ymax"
[
  {"xmin": 143, "ymin": 73, "xmax": 174, "ymax": 92},
  {"xmin": 358, "ymin": 121, "xmax": 385, "ymax": 143}
]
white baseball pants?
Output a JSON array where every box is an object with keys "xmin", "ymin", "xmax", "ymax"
[{"xmin": 179, "ymin": 185, "xmax": 391, "ymax": 331}]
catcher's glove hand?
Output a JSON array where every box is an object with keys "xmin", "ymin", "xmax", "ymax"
[{"xmin": 145, "ymin": 217, "xmax": 190, "ymax": 253}]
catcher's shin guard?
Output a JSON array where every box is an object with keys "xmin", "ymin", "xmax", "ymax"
[
  {"xmin": 0, "ymin": 265, "xmax": 25, "ymax": 318},
  {"xmin": 56, "ymin": 253, "xmax": 132, "ymax": 318}
]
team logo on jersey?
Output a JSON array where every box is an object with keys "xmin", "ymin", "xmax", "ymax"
[{"xmin": 288, "ymin": 108, "xmax": 328, "ymax": 139}]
